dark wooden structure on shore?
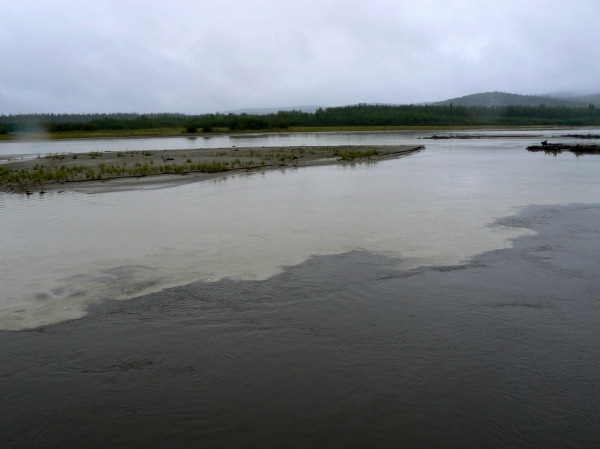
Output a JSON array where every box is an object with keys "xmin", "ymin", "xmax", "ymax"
[{"xmin": 527, "ymin": 141, "xmax": 600, "ymax": 155}]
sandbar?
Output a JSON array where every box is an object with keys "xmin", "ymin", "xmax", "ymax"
[{"xmin": 0, "ymin": 145, "xmax": 424, "ymax": 194}]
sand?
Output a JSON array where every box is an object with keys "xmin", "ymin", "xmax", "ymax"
[{"xmin": 0, "ymin": 145, "xmax": 423, "ymax": 194}]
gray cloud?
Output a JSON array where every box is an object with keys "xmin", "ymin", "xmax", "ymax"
[{"xmin": 1, "ymin": 0, "xmax": 599, "ymax": 113}]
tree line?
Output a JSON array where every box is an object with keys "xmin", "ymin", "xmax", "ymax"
[{"xmin": 1, "ymin": 104, "xmax": 599, "ymax": 134}]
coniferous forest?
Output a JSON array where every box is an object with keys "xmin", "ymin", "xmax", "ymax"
[{"xmin": 0, "ymin": 103, "xmax": 598, "ymax": 135}]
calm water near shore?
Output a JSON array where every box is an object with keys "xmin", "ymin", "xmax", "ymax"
[
  {"xmin": 1, "ymin": 131, "xmax": 599, "ymax": 447},
  {"xmin": 0, "ymin": 127, "xmax": 597, "ymax": 159}
]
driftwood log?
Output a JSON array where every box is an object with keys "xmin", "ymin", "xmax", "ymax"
[{"xmin": 527, "ymin": 141, "xmax": 600, "ymax": 155}]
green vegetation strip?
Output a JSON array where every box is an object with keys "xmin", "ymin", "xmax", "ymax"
[
  {"xmin": 336, "ymin": 149, "xmax": 379, "ymax": 160},
  {"xmin": 0, "ymin": 160, "xmax": 235, "ymax": 185},
  {"xmin": 0, "ymin": 146, "xmax": 398, "ymax": 191},
  {"xmin": 1, "ymin": 104, "xmax": 599, "ymax": 140}
]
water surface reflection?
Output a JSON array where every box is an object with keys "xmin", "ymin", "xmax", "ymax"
[{"xmin": 1, "ymin": 139, "xmax": 599, "ymax": 329}]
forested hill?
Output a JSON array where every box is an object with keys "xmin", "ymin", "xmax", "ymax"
[
  {"xmin": 1, "ymin": 103, "xmax": 599, "ymax": 135},
  {"xmin": 572, "ymin": 93, "xmax": 600, "ymax": 106},
  {"xmin": 430, "ymin": 92, "xmax": 597, "ymax": 108}
]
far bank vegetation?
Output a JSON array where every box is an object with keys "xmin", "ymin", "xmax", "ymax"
[{"xmin": 1, "ymin": 104, "xmax": 599, "ymax": 138}]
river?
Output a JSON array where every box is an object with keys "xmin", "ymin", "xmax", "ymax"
[{"xmin": 1, "ymin": 130, "xmax": 599, "ymax": 448}]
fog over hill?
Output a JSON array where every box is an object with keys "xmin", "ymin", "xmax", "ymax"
[
  {"xmin": 565, "ymin": 93, "xmax": 600, "ymax": 106},
  {"xmin": 430, "ymin": 92, "xmax": 598, "ymax": 108}
]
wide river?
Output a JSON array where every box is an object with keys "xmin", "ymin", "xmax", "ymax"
[{"xmin": 1, "ymin": 130, "xmax": 599, "ymax": 448}]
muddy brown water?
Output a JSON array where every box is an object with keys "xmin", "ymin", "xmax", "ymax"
[
  {"xmin": 1, "ymin": 132, "xmax": 600, "ymax": 447},
  {"xmin": 1, "ymin": 204, "xmax": 599, "ymax": 448}
]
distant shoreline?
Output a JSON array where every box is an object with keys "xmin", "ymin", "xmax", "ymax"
[{"xmin": 2, "ymin": 125, "xmax": 597, "ymax": 142}]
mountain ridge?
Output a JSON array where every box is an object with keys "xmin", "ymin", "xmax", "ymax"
[{"xmin": 429, "ymin": 91, "xmax": 599, "ymax": 108}]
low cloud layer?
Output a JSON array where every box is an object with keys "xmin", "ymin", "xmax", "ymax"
[{"xmin": 1, "ymin": 0, "xmax": 599, "ymax": 113}]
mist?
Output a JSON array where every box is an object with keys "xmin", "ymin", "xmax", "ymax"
[{"xmin": 1, "ymin": 0, "xmax": 599, "ymax": 114}]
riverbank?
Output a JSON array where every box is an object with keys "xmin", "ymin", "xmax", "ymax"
[
  {"xmin": 0, "ymin": 125, "xmax": 589, "ymax": 141},
  {"xmin": 0, "ymin": 145, "xmax": 423, "ymax": 194}
]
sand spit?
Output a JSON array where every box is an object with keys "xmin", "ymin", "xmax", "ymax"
[{"xmin": 0, "ymin": 145, "xmax": 423, "ymax": 194}]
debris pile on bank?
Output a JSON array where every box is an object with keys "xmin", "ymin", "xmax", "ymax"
[{"xmin": 527, "ymin": 140, "xmax": 600, "ymax": 155}]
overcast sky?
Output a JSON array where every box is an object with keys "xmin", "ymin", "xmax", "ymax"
[{"xmin": 1, "ymin": 0, "xmax": 599, "ymax": 114}]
